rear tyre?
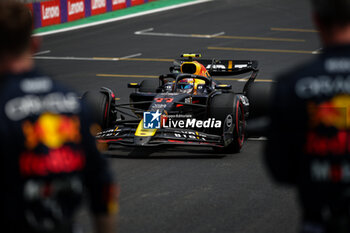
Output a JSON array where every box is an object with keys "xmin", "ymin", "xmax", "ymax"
[
  {"xmin": 139, "ymin": 79, "xmax": 159, "ymax": 93},
  {"xmin": 246, "ymin": 82, "xmax": 274, "ymax": 118},
  {"xmin": 208, "ymin": 92, "xmax": 245, "ymax": 154},
  {"xmin": 82, "ymin": 91, "xmax": 110, "ymax": 129}
]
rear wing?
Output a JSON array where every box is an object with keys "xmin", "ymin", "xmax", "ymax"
[
  {"xmin": 172, "ymin": 59, "xmax": 258, "ymax": 76},
  {"xmin": 171, "ymin": 58, "xmax": 259, "ymax": 95}
]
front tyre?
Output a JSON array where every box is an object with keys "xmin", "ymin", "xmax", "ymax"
[
  {"xmin": 208, "ymin": 92, "xmax": 246, "ymax": 154},
  {"xmin": 227, "ymin": 100, "xmax": 245, "ymax": 153},
  {"xmin": 82, "ymin": 91, "xmax": 111, "ymax": 129}
]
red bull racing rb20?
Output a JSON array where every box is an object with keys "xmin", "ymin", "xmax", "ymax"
[{"xmin": 83, "ymin": 54, "xmax": 259, "ymax": 154}]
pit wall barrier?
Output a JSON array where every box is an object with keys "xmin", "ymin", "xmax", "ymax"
[{"xmin": 27, "ymin": 0, "xmax": 157, "ymax": 29}]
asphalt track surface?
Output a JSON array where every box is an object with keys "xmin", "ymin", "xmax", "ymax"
[{"xmin": 36, "ymin": 0, "xmax": 319, "ymax": 232}]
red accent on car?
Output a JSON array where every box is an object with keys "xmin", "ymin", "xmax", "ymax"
[
  {"xmin": 168, "ymin": 140, "xmax": 185, "ymax": 143},
  {"xmin": 98, "ymin": 138, "xmax": 123, "ymax": 143},
  {"xmin": 104, "ymin": 102, "xmax": 109, "ymax": 119},
  {"xmin": 236, "ymin": 101, "xmax": 245, "ymax": 146}
]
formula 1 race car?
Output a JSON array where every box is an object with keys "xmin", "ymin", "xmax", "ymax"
[{"xmin": 83, "ymin": 54, "xmax": 259, "ymax": 153}]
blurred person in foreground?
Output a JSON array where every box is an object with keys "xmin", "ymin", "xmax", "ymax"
[
  {"xmin": 0, "ymin": 1, "xmax": 118, "ymax": 233},
  {"xmin": 265, "ymin": 0, "xmax": 350, "ymax": 232}
]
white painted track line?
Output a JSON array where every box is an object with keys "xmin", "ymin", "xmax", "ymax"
[
  {"xmin": 33, "ymin": 53, "xmax": 142, "ymax": 61},
  {"xmin": 34, "ymin": 50, "xmax": 51, "ymax": 56},
  {"xmin": 134, "ymin": 27, "xmax": 225, "ymax": 39}
]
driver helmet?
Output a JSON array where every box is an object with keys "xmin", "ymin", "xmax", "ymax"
[{"xmin": 178, "ymin": 78, "xmax": 194, "ymax": 94}]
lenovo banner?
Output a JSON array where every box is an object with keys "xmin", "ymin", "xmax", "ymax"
[
  {"xmin": 40, "ymin": 0, "xmax": 61, "ymax": 27},
  {"xmin": 112, "ymin": 0, "xmax": 127, "ymax": 10},
  {"xmin": 131, "ymin": 0, "xmax": 145, "ymax": 6},
  {"xmin": 30, "ymin": 0, "xmax": 155, "ymax": 29},
  {"xmin": 91, "ymin": 0, "xmax": 107, "ymax": 16},
  {"xmin": 67, "ymin": 0, "xmax": 85, "ymax": 22}
]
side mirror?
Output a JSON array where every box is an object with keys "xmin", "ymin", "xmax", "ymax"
[
  {"xmin": 128, "ymin": 83, "xmax": 140, "ymax": 88},
  {"xmin": 215, "ymin": 84, "xmax": 232, "ymax": 90}
]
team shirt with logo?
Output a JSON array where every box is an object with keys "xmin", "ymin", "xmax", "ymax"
[
  {"xmin": 266, "ymin": 45, "xmax": 350, "ymax": 214},
  {"xmin": 0, "ymin": 70, "xmax": 117, "ymax": 233}
]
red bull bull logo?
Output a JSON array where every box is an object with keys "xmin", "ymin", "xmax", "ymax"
[
  {"xmin": 20, "ymin": 113, "xmax": 85, "ymax": 176},
  {"xmin": 22, "ymin": 113, "xmax": 81, "ymax": 150},
  {"xmin": 306, "ymin": 95, "xmax": 350, "ymax": 157},
  {"xmin": 308, "ymin": 94, "xmax": 350, "ymax": 130}
]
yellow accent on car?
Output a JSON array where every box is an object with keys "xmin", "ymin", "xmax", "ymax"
[
  {"xmin": 182, "ymin": 53, "xmax": 201, "ymax": 58},
  {"xmin": 228, "ymin": 61, "xmax": 233, "ymax": 71},
  {"xmin": 135, "ymin": 119, "xmax": 157, "ymax": 137},
  {"xmin": 181, "ymin": 62, "xmax": 202, "ymax": 75},
  {"xmin": 129, "ymin": 83, "xmax": 138, "ymax": 85},
  {"xmin": 193, "ymin": 78, "xmax": 205, "ymax": 90}
]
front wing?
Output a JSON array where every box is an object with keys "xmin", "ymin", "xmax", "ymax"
[{"xmin": 96, "ymin": 126, "xmax": 223, "ymax": 148}]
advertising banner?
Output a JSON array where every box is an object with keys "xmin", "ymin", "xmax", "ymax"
[
  {"xmin": 91, "ymin": 0, "xmax": 107, "ymax": 16},
  {"xmin": 29, "ymin": 0, "xmax": 156, "ymax": 29},
  {"xmin": 40, "ymin": 0, "xmax": 61, "ymax": 27},
  {"xmin": 112, "ymin": 0, "xmax": 127, "ymax": 10},
  {"xmin": 67, "ymin": 0, "xmax": 86, "ymax": 22},
  {"xmin": 131, "ymin": 0, "xmax": 145, "ymax": 6}
]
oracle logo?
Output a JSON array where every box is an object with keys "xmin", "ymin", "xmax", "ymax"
[
  {"xmin": 42, "ymin": 5, "xmax": 60, "ymax": 20},
  {"xmin": 92, "ymin": 0, "xmax": 106, "ymax": 10},
  {"xmin": 113, "ymin": 0, "xmax": 126, "ymax": 4},
  {"xmin": 68, "ymin": 1, "xmax": 84, "ymax": 15}
]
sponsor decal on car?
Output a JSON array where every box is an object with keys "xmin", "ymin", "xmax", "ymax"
[
  {"xmin": 206, "ymin": 64, "xmax": 226, "ymax": 70},
  {"xmin": 173, "ymin": 130, "xmax": 207, "ymax": 141},
  {"xmin": 158, "ymin": 93, "xmax": 181, "ymax": 96},
  {"xmin": 225, "ymin": 114, "xmax": 233, "ymax": 128},
  {"xmin": 151, "ymin": 104, "xmax": 167, "ymax": 109},
  {"xmin": 239, "ymin": 95, "xmax": 249, "ymax": 106}
]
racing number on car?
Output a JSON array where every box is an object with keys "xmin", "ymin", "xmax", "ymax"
[{"xmin": 155, "ymin": 98, "xmax": 174, "ymax": 103}]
